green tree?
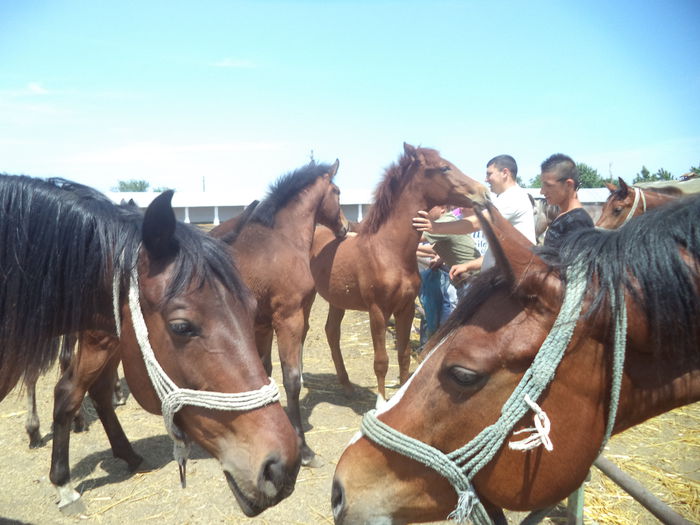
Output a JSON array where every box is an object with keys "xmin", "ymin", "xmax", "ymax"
[
  {"xmin": 688, "ymin": 164, "xmax": 699, "ymax": 177},
  {"xmin": 632, "ymin": 166, "xmax": 675, "ymax": 184},
  {"xmin": 528, "ymin": 162, "xmax": 605, "ymax": 188},
  {"xmin": 576, "ymin": 163, "xmax": 607, "ymax": 188},
  {"xmin": 113, "ymin": 179, "xmax": 150, "ymax": 192}
]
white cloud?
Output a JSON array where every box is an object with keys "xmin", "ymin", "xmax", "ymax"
[
  {"xmin": 26, "ymin": 82, "xmax": 48, "ymax": 95},
  {"xmin": 210, "ymin": 58, "xmax": 256, "ymax": 68}
]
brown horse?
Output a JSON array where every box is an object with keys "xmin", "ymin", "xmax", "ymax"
[
  {"xmin": 596, "ymin": 176, "xmax": 681, "ymax": 229},
  {"xmin": 0, "ymin": 176, "xmax": 299, "ymax": 516},
  {"xmin": 331, "ymin": 194, "xmax": 700, "ymax": 524},
  {"xmin": 211, "ymin": 160, "xmax": 348, "ymax": 467},
  {"xmin": 310, "ymin": 143, "xmax": 488, "ymax": 403}
]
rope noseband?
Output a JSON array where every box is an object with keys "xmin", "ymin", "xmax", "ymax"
[
  {"xmin": 361, "ymin": 261, "xmax": 627, "ymax": 524},
  {"xmin": 123, "ymin": 265, "xmax": 281, "ymax": 487}
]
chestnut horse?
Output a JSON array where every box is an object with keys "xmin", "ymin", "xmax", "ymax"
[
  {"xmin": 596, "ymin": 176, "xmax": 681, "ymax": 229},
  {"xmin": 211, "ymin": 160, "xmax": 348, "ymax": 467},
  {"xmin": 0, "ymin": 176, "xmax": 299, "ymax": 515},
  {"xmin": 310, "ymin": 143, "xmax": 488, "ymax": 403},
  {"xmin": 332, "ymin": 195, "xmax": 700, "ymax": 524}
]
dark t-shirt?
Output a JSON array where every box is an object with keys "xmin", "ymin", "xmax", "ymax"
[{"xmin": 543, "ymin": 208, "xmax": 594, "ymax": 251}]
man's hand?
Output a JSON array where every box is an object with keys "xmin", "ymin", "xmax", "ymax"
[{"xmin": 412, "ymin": 210, "xmax": 433, "ymax": 233}]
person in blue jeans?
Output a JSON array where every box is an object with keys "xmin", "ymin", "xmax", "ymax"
[{"xmin": 416, "ymin": 205, "xmax": 480, "ymax": 347}]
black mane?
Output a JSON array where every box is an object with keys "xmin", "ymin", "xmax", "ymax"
[
  {"xmin": 250, "ymin": 162, "xmax": 333, "ymax": 228},
  {"xmin": 0, "ymin": 174, "xmax": 245, "ymax": 390},
  {"xmin": 433, "ymin": 195, "xmax": 700, "ymax": 366}
]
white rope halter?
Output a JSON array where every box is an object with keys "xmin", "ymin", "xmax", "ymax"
[
  {"xmin": 621, "ymin": 187, "xmax": 647, "ymax": 226},
  {"xmin": 120, "ymin": 265, "xmax": 281, "ymax": 487}
]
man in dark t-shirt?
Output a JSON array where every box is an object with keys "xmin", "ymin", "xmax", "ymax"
[{"xmin": 539, "ymin": 153, "xmax": 594, "ymax": 250}]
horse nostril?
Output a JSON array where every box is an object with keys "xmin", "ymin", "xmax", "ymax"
[
  {"xmin": 259, "ymin": 454, "xmax": 285, "ymax": 498},
  {"xmin": 331, "ymin": 479, "xmax": 345, "ymax": 521}
]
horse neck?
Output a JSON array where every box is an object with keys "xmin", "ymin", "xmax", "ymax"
[
  {"xmin": 273, "ymin": 183, "xmax": 327, "ymax": 252},
  {"xmin": 364, "ymin": 181, "xmax": 425, "ymax": 259}
]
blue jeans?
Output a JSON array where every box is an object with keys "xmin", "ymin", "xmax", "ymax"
[{"xmin": 419, "ymin": 268, "xmax": 455, "ymax": 346}]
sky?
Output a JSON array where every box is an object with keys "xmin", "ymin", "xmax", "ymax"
[{"xmin": 1, "ymin": 1, "xmax": 699, "ymax": 201}]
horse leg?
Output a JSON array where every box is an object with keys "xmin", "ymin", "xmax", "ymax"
[
  {"xmin": 25, "ymin": 374, "xmax": 42, "ymax": 448},
  {"xmin": 325, "ymin": 305, "xmax": 353, "ymax": 395},
  {"xmin": 368, "ymin": 305, "xmax": 390, "ymax": 402},
  {"xmin": 276, "ymin": 311, "xmax": 321, "ymax": 468},
  {"xmin": 50, "ymin": 332, "xmax": 118, "ymax": 513},
  {"xmin": 87, "ymin": 355, "xmax": 142, "ymax": 470},
  {"xmin": 58, "ymin": 343, "xmax": 87, "ymax": 433},
  {"xmin": 112, "ymin": 368, "xmax": 126, "ymax": 406},
  {"xmin": 393, "ymin": 301, "xmax": 416, "ymax": 386},
  {"xmin": 255, "ymin": 325, "xmax": 275, "ymax": 376}
]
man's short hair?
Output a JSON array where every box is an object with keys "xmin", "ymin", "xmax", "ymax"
[
  {"xmin": 541, "ymin": 153, "xmax": 580, "ymax": 189},
  {"xmin": 486, "ymin": 155, "xmax": 518, "ymax": 179}
]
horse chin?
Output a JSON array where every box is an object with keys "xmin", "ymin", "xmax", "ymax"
[{"xmin": 223, "ymin": 469, "xmax": 268, "ymax": 517}]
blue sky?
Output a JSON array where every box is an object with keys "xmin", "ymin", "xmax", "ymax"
[{"xmin": 1, "ymin": 1, "xmax": 698, "ymax": 199}]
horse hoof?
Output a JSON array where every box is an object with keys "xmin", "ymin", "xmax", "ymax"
[
  {"xmin": 28, "ymin": 431, "xmax": 43, "ymax": 449},
  {"xmin": 375, "ymin": 395, "xmax": 388, "ymax": 410},
  {"xmin": 302, "ymin": 454, "xmax": 325, "ymax": 468},
  {"xmin": 341, "ymin": 384, "xmax": 355, "ymax": 397},
  {"xmin": 59, "ymin": 497, "xmax": 86, "ymax": 516},
  {"xmin": 126, "ymin": 454, "xmax": 145, "ymax": 472}
]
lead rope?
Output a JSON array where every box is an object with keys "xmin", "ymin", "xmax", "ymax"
[
  {"xmin": 362, "ymin": 260, "xmax": 628, "ymax": 524},
  {"xmin": 126, "ymin": 266, "xmax": 281, "ymax": 487}
]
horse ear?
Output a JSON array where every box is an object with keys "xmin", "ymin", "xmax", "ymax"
[
  {"xmin": 605, "ymin": 181, "xmax": 618, "ymax": 193},
  {"xmin": 328, "ymin": 159, "xmax": 339, "ymax": 179},
  {"xmin": 142, "ymin": 190, "xmax": 178, "ymax": 261},
  {"xmin": 403, "ymin": 142, "xmax": 417, "ymax": 159},
  {"xmin": 618, "ymin": 177, "xmax": 630, "ymax": 197}
]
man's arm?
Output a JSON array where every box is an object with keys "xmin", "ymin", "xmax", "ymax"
[{"xmin": 412, "ymin": 210, "xmax": 482, "ymax": 234}]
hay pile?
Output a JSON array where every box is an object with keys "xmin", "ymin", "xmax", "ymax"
[{"xmin": 583, "ymin": 403, "xmax": 699, "ymax": 524}]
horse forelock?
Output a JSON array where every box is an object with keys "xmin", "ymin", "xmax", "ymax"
[
  {"xmin": 250, "ymin": 162, "xmax": 333, "ymax": 228},
  {"xmin": 360, "ymin": 147, "xmax": 440, "ymax": 234},
  {"xmin": 163, "ymin": 223, "xmax": 248, "ymax": 304}
]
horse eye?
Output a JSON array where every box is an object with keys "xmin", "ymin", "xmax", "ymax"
[
  {"xmin": 448, "ymin": 366, "xmax": 483, "ymax": 388},
  {"xmin": 440, "ymin": 165, "xmax": 451, "ymax": 173},
  {"xmin": 169, "ymin": 319, "xmax": 198, "ymax": 337},
  {"xmin": 613, "ymin": 207, "xmax": 623, "ymax": 215}
]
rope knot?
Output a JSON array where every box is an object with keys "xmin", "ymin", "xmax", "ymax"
[{"xmin": 508, "ymin": 394, "xmax": 553, "ymax": 452}]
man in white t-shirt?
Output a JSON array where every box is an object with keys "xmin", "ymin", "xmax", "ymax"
[{"xmin": 412, "ymin": 154, "xmax": 535, "ymax": 281}]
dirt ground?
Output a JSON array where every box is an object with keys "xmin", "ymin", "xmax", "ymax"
[{"xmin": 0, "ymin": 296, "xmax": 698, "ymax": 525}]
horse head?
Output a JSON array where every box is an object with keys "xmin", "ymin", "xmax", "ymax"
[
  {"xmin": 120, "ymin": 191, "xmax": 300, "ymax": 516},
  {"xmin": 403, "ymin": 142, "xmax": 489, "ymax": 210},
  {"xmin": 315, "ymin": 159, "xmax": 349, "ymax": 238},
  {"xmin": 596, "ymin": 177, "xmax": 635, "ymax": 229},
  {"xmin": 332, "ymin": 195, "xmax": 700, "ymax": 524}
]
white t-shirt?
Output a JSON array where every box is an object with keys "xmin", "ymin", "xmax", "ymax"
[{"xmin": 481, "ymin": 185, "xmax": 536, "ymax": 270}]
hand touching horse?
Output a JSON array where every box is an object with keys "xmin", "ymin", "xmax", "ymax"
[
  {"xmin": 310, "ymin": 143, "xmax": 488, "ymax": 403},
  {"xmin": 332, "ymin": 194, "xmax": 700, "ymax": 524}
]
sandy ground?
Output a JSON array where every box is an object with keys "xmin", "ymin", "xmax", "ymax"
[{"xmin": 0, "ymin": 296, "xmax": 697, "ymax": 525}]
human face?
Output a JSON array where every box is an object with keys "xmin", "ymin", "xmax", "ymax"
[
  {"xmin": 485, "ymin": 164, "xmax": 509, "ymax": 195},
  {"xmin": 539, "ymin": 171, "xmax": 570, "ymax": 207}
]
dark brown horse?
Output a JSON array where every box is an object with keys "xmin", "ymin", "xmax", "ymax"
[
  {"xmin": 596, "ymin": 177, "xmax": 681, "ymax": 229},
  {"xmin": 211, "ymin": 160, "xmax": 348, "ymax": 467},
  {"xmin": 0, "ymin": 176, "xmax": 299, "ymax": 515},
  {"xmin": 310, "ymin": 143, "xmax": 488, "ymax": 403},
  {"xmin": 331, "ymin": 194, "xmax": 700, "ymax": 524}
]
